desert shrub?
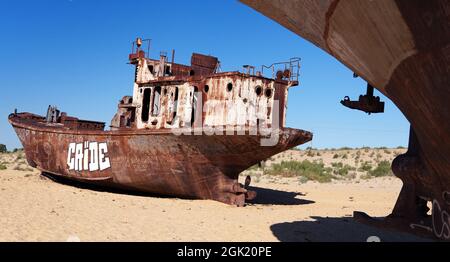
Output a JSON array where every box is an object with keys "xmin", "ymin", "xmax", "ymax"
[
  {"xmin": 361, "ymin": 174, "xmax": 371, "ymax": 180},
  {"xmin": 316, "ymin": 152, "xmax": 321, "ymax": 157},
  {"xmin": 335, "ymin": 167, "xmax": 348, "ymax": 176},
  {"xmin": 13, "ymin": 165, "xmax": 33, "ymax": 172},
  {"xmin": 339, "ymin": 147, "xmax": 353, "ymax": 151},
  {"xmin": 383, "ymin": 149, "xmax": 391, "ymax": 154},
  {"xmin": 332, "ymin": 162, "xmax": 355, "ymax": 176},
  {"xmin": 362, "ymin": 146, "xmax": 370, "ymax": 153},
  {"xmin": 342, "ymin": 153, "xmax": 348, "ymax": 159},
  {"xmin": 333, "ymin": 154, "xmax": 339, "ymax": 159},
  {"xmin": 0, "ymin": 144, "xmax": 7, "ymax": 153},
  {"xmin": 0, "ymin": 164, "xmax": 7, "ymax": 170},
  {"xmin": 369, "ymin": 160, "xmax": 392, "ymax": 177},
  {"xmin": 358, "ymin": 161, "xmax": 373, "ymax": 172},
  {"xmin": 298, "ymin": 176, "xmax": 308, "ymax": 184},
  {"xmin": 267, "ymin": 160, "xmax": 333, "ymax": 183},
  {"xmin": 331, "ymin": 162, "xmax": 343, "ymax": 168},
  {"xmin": 396, "ymin": 146, "xmax": 406, "ymax": 149},
  {"xmin": 306, "ymin": 150, "xmax": 315, "ymax": 157}
]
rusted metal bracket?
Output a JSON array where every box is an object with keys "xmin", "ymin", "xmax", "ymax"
[{"xmin": 341, "ymin": 74, "xmax": 385, "ymax": 114}]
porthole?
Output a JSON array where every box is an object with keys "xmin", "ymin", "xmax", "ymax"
[
  {"xmin": 264, "ymin": 88, "xmax": 273, "ymax": 98},
  {"xmin": 227, "ymin": 83, "xmax": 233, "ymax": 92},
  {"xmin": 255, "ymin": 86, "xmax": 263, "ymax": 96},
  {"xmin": 204, "ymin": 85, "xmax": 209, "ymax": 93}
]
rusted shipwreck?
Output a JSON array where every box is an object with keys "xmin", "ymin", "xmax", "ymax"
[{"xmin": 8, "ymin": 38, "xmax": 312, "ymax": 206}]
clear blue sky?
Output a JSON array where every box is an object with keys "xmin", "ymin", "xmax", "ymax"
[{"xmin": 0, "ymin": 0, "xmax": 410, "ymax": 150}]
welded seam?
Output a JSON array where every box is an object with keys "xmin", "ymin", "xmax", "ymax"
[{"xmin": 323, "ymin": 0, "xmax": 341, "ymax": 54}]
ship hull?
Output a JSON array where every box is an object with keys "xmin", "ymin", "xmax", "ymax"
[{"xmin": 9, "ymin": 113, "xmax": 312, "ymax": 206}]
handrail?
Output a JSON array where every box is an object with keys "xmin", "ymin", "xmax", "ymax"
[
  {"xmin": 261, "ymin": 57, "xmax": 301, "ymax": 81},
  {"xmin": 131, "ymin": 38, "xmax": 152, "ymax": 59}
]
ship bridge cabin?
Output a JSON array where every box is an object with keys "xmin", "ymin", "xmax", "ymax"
[{"xmin": 111, "ymin": 38, "xmax": 300, "ymax": 133}]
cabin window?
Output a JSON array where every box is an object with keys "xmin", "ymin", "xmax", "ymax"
[
  {"xmin": 191, "ymin": 87, "xmax": 199, "ymax": 126},
  {"xmin": 255, "ymin": 86, "xmax": 263, "ymax": 96},
  {"xmin": 227, "ymin": 83, "xmax": 233, "ymax": 92},
  {"xmin": 173, "ymin": 87, "xmax": 179, "ymax": 119},
  {"xmin": 204, "ymin": 85, "xmax": 209, "ymax": 93},
  {"xmin": 165, "ymin": 66, "xmax": 171, "ymax": 75},
  {"xmin": 141, "ymin": 88, "xmax": 151, "ymax": 122},
  {"xmin": 148, "ymin": 65, "xmax": 154, "ymax": 74},
  {"xmin": 264, "ymin": 88, "xmax": 273, "ymax": 98},
  {"xmin": 163, "ymin": 88, "xmax": 167, "ymax": 95},
  {"xmin": 189, "ymin": 70, "xmax": 195, "ymax": 76},
  {"xmin": 152, "ymin": 86, "xmax": 162, "ymax": 116}
]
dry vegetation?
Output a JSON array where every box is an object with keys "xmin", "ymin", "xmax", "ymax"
[
  {"xmin": 0, "ymin": 149, "xmax": 35, "ymax": 173},
  {"xmin": 244, "ymin": 147, "xmax": 406, "ymax": 184}
]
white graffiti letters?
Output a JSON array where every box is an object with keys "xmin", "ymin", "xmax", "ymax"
[
  {"xmin": 432, "ymin": 199, "xmax": 450, "ymax": 240},
  {"xmin": 88, "ymin": 142, "xmax": 99, "ymax": 171},
  {"xmin": 98, "ymin": 142, "xmax": 111, "ymax": 171},
  {"xmin": 67, "ymin": 142, "xmax": 111, "ymax": 171}
]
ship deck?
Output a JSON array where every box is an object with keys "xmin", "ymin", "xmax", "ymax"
[{"xmin": 8, "ymin": 112, "xmax": 312, "ymax": 138}]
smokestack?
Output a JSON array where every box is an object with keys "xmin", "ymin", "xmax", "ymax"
[{"xmin": 171, "ymin": 49, "xmax": 175, "ymax": 65}]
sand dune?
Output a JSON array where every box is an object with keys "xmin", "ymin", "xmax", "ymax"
[{"xmin": 0, "ymin": 149, "xmax": 431, "ymax": 242}]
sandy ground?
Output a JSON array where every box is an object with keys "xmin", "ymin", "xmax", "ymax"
[{"xmin": 0, "ymin": 155, "xmax": 431, "ymax": 242}]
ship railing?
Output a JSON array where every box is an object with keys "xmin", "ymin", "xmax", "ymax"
[
  {"xmin": 131, "ymin": 38, "xmax": 151, "ymax": 59},
  {"xmin": 260, "ymin": 57, "xmax": 301, "ymax": 82}
]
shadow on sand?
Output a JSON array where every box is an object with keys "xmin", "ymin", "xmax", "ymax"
[
  {"xmin": 247, "ymin": 186, "xmax": 314, "ymax": 206},
  {"xmin": 41, "ymin": 172, "xmax": 313, "ymax": 205},
  {"xmin": 270, "ymin": 216, "xmax": 433, "ymax": 242},
  {"xmin": 40, "ymin": 172, "xmax": 186, "ymax": 199}
]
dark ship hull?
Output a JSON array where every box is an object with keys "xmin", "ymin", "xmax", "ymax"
[
  {"xmin": 9, "ymin": 112, "xmax": 312, "ymax": 206},
  {"xmin": 241, "ymin": 0, "xmax": 450, "ymax": 239}
]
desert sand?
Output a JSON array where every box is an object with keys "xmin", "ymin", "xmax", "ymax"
[{"xmin": 0, "ymin": 149, "xmax": 431, "ymax": 242}]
